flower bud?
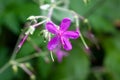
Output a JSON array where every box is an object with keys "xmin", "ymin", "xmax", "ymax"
[
  {"xmin": 83, "ymin": 0, "xmax": 90, "ymax": 4},
  {"xmin": 40, "ymin": 4, "xmax": 50, "ymax": 10},
  {"xmin": 84, "ymin": 18, "xmax": 88, "ymax": 23},
  {"xmin": 25, "ymin": 63, "xmax": 33, "ymax": 70},
  {"xmin": 25, "ymin": 26, "xmax": 35, "ymax": 35},
  {"xmin": 30, "ymin": 75, "xmax": 36, "ymax": 80},
  {"xmin": 27, "ymin": 16, "xmax": 35, "ymax": 20},
  {"xmin": 12, "ymin": 65, "xmax": 18, "ymax": 73}
]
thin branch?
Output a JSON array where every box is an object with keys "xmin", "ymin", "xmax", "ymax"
[
  {"xmin": 19, "ymin": 64, "xmax": 33, "ymax": 76},
  {"xmin": 33, "ymin": 19, "xmax": 47, "ymax": 28},
  {"xmin": 75, "ymin": 16, "xmax": 89, "ymax": 50},
  {"xmin": 0, "ymin": 62, "xmax": 10, "ymax": 74},
  {"xmin": 55, "ymin": 6, "xmax": 85, "ymax": 21},
  {"xmin": 16, "ymin": 53, "xmax": 41, "ymax": 63},
  {"xmin": 48, "ymin": 7, "xmax": 54, "ymax": 19}
]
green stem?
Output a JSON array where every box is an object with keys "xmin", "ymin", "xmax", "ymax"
[
  {"xmin": 0, "ymin": 62, "xmax": 10, "ymax": 74},
  {"xmin": 75, "ymin": 15, "xmax": 89, "ymax": 50},
  {"xmin": 16, "ymin": 53, "xmax": 41, "ymax": 63},
  {"xmin": 55, "ymin": 6, "xmax": 85, "ymax": 20},
  {"xmin": 79, "ymin": 33, "xmax": 89, "ymax": 50},
  {"xmin": 19, "ymin": 63, "xmax": 33, "ymax": 76},
  {"xmin": 55, "ymin": 0, "xmax": 65, "ymax": 5}
]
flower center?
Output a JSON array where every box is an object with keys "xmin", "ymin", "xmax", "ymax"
[{"xmin": 58, "ymin": 31, "xmax": 63, "ymax": 36}]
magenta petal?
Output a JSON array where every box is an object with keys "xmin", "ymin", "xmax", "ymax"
[
  {"xmin": 62, "ymin": 37, "xmax": 72, "ymax": 51},
  {"xmin": 46, "ymin": 22, "xmax": 58, "ymax": 34},
  {"xmin": 60, "ymin": 18, "xmax": 71, "ymax": 31},
  {"xmin": 56, "ymin": 50, "xmax": 65, "ymax": 62},
  {"xmin": 47, "ymin": 36, "xmax": 59, "ymax": 50},
  {"xmin": 63, "ymin": 31, "xmax": 79, "ymax": 39}
]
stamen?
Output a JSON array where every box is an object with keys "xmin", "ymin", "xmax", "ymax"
[{"xmin": 50, "ymin": 51, "xmax": 54, "ymax": 62}]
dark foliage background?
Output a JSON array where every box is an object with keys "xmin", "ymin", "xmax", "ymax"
[{"xmin": 0, "ymin": 0, "xmax": 120, "ymax": 80}]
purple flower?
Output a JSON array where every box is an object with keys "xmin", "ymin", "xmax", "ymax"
[
  {"xmin": 55, "ymin": 49, "xmax": 68, "ymax": 62},
  {"xmin": 46, "ymin": 18, "xmax": 79, "ymax": 51}
]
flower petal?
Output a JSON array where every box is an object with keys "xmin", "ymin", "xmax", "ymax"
[
  {"xmin": 47, "ymin": 36, "xmax": 59, "ymax": 50},
  {"xmin": 62, "ymin": 37, "xmax": 72, "ymax": 50},
  {"xmin": 46, "ymin": 22, "xmax": 58, "ymax": 34},
  {"xmin": 56, "ymin": 49, "xmax": 67, "ymax": 62},
  {"xmin": 63, "ymin": 31, "xmax": 79, "ymax": 39},
  {"xmin": 60, "ymin": 18, "xmax": 71, "ymax": 31}
]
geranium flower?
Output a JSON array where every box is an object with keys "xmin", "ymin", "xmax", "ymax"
[{"xmin": 46, "ymin": 18, "xmax": 79, "ymax": 51}]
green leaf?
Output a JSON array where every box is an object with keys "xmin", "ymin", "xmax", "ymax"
[
  {"xmin": 103, "ymin": 36, "xmax": 120, "ymax": 80},
  {"xmin": 52, "ymin": 44, "xmax": 90, "ymax": 80},
  {"xmin": 17, "ymin": 3, "xmax": 40, "ymax": 22},
  {"xmin": 89, "ymin": 15, "xmax": 115, "ymax": 33},
  {"xmin": 4, "ymin": 12, "xmax": 20, "ymax": 34},
  {"xmin": 0, "ymin": 47, "xmax": 9, "ymax": 66},
  {"xmin": 37, "ymin": 58, "xmax": 53, "ymax": 80},
  {"xmin": 53, "ymin": 7, "xmax": 74, "ymax": 21},
  {"xmin": 0, "ymin": 67, "xmax": 14, "ymax": 80}
]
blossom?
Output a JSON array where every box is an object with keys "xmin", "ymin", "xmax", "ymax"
[
  {"xmin": 55, "ymin": 49, "xmax": 68, "ymax": 62},
  {"xmin": 46, "ymin": 18, "xmax": 79, "ymax": 51}
]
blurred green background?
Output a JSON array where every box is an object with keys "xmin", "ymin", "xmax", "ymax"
[{"xmin": 0, "ymin": 0, "xmax": 120, "ymax": 80}]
